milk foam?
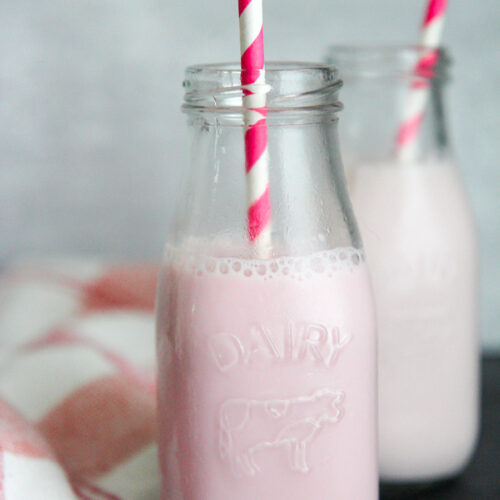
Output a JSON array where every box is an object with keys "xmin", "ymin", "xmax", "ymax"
[{"xmin": 164, "ymin": 245, "xmax": 364, "ymax": 280}]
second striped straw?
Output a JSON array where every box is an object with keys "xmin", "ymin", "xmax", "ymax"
[{"xmin": 396, "ymin": 0, "xmax": 449, "ymax": 162}]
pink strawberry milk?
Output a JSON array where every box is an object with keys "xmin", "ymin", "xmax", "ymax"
[
  {"xmin": 156, "ymin": 63, "xmax": 378, "ymax": 499},
  {"xmin": 349, "ymin": 160, "xmax": 478, "ymax": 482}
]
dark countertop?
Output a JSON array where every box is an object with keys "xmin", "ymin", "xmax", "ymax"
[{"xmin": 381, "ymin": 357, "xmax": 500, "ymax": 500}]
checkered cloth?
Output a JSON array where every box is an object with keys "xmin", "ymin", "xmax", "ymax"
[{"xmin": 0, "ymin": 261, "xmax": 160, "ymax": 499}]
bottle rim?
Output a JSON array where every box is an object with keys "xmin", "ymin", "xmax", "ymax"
[
  {"xmin": 183, "ymin": 61, "xmax": 343, "ymax": 114},
  {"xmin": 326, "ymin": 45, "xmax": 451, "ymax": 82}
]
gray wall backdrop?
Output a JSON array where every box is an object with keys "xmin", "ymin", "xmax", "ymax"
[{"xmin": 1, "ymin": 1, "xmax": 499, "ymax": 351}]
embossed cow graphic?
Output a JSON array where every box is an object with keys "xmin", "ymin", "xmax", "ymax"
[{"xmin": 219, "ymin": 388, "xmax": 344, "ymax": 476}]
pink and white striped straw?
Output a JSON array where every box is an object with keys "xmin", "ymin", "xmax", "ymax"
[
  {"xmin": 238, "ymin": 0, "xmax": 272, "ymax": 255},
  {"xmin": 396, "ymin": 0, "xmax": 448, "ymax": 162}
]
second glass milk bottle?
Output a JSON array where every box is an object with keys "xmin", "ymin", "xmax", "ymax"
[
  {"xmin": 156, "ymin": 63, "xmax": 377, "ymax": 499},
  {"xmin": 328, "ymin": 46, "xmax": 479, "ymax": 486}
]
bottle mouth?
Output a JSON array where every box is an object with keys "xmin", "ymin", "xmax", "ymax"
[
  {"xmin": 183, "ymin": 62, "xmax": 343, "ymax": 113},
  {"xmin": 326, "ymin": 45, "xmax": 451, "ymax": 82}
]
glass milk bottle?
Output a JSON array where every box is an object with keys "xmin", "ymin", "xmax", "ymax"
[
  {"xmin": 327, "ymin": 47, "xmax": 479, "ymax": 485},
  {"xmin": 156, "ymin": 63, "xmax": 377, "ymax": 499}
]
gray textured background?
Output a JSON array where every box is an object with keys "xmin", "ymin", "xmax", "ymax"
[{"xmin": 1, "ymin": 0, "xmax": 499, "ymax": 350}]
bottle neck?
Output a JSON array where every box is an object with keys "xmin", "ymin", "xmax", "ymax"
[
  {"xmin": 170, "ymin": 63, "xmax": 362, "ymax": 258},
  {"xmin": 327, "ymin": 46, "xmax": 452, "ymax": 168},
  {"xmin": 172, "ymin": 109, "xmax": 361, "ymax": 258},
  {"xmin": 340, "ymin": 77, "xmax": 450, "ymax": 168}
]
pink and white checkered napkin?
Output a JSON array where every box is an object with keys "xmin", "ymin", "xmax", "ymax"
[{"xmin": 0, "ymin": 260, "xmax": 161, "ymax": 499}]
